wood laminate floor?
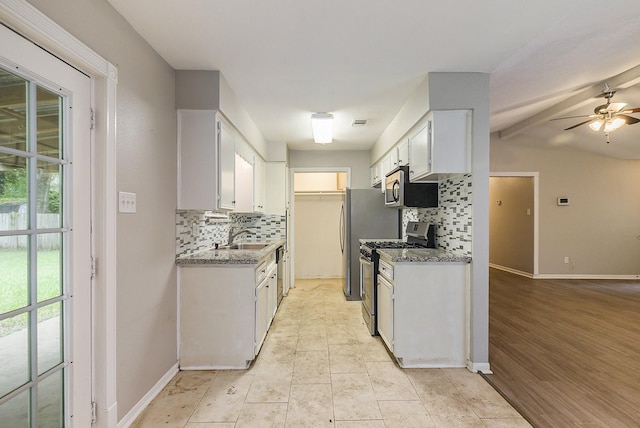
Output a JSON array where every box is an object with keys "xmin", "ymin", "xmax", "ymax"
[{"xmin": 487, "ymin": 268, "xmax": 640, "ymax": 427}]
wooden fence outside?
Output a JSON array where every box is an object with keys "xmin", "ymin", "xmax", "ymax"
[{"xmin": 0, "ymin": 213, "xmax": 61, "ymax": 250}]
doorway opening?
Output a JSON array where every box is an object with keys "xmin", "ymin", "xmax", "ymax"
[
  {"xmin": 489, "ymin": 173, "xmax": 539, "ymax": 277},
  {"xmin": 289, "ymin": 168, "xmax": 350, "ymax": 285}
]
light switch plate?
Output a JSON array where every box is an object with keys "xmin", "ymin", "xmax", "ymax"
[{"xmin": 119, "ymin": 191, "xmax": 137, "ymax": 213}]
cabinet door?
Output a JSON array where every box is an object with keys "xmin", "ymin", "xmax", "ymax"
[
  {"xmin": 397, "ymin": 139, "xmax": 409, "ymax": 166},
  {"xmin": 370, "ymin": 162, "xmax": 381, "ymax": 187},
  {"xmin": 218, "ymin": 119, "xmax": 236, "ymax": 210},
  {"xmin": 255, "ymin": 279, "xmax": 269, "ymax": 354},
  {"xmin": 389, "ymin": 148, "xmax": 399, "ymax": 170},
  {"xmin": 177, "ymin": 110, "xmax": 218, "ymax": 209},
  {"xmin": 408, "ymin": 120, "xmax": 432, "ymax": 182},
  {"xmin": 234, "ymin": 153, "xmax": 254, "ymax": 212},
  {"xmin": 254, "ymin": 156, "xmax": 265, "ymax": 212},
  {"xmin": 377, "ymin": 274, "xmax": 394, "ymax": 351},
  {"xmin": 268, "ymin": 267, "xmax": 278, "ymax": 322}
]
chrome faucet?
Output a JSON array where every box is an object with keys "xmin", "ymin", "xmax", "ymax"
[{"xmin": 228, "ymin": 227, "xmax": 254, "ymax": 245}]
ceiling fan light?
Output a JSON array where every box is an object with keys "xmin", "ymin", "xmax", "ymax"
[
  {"xmin": 311, "ymin": 112, "xmax": 333, "ymax": 144},
  {"xmin": 588, "ymin": 119, "xmax": 603, "ymax": 131},
  {"xmin": 604, "ymin": 117, "xmax": 625, "ymax": 133}
]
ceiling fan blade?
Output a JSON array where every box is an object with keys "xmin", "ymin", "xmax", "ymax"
[
  {"xmin": 618, "ymin": 114, "xmax": 640, "ymax": 125},
  {"xmin": 619, "ymin": 107, "xmax": 640, "ymax": 114},
  {"xmin": 564, "ymin": 119, "xmax": 595, "ymax": 130},
  {"xmin": 608, "ymin": 102, "xmax": 627, "ymax": 112}
]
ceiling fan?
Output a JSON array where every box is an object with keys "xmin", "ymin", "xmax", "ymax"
[{"xmin": 552, "ymin": 84, "xmax": 640, "ymax": 143}]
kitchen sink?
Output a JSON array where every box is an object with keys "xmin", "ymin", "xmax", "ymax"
[{"xmin": 218, "ymin": 243, "xmax": 270, "ymax": 250}]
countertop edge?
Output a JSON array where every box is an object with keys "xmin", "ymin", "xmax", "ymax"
[{"xmin": 176, "ymin": 240, "xmax": 286, "ymax": 266}]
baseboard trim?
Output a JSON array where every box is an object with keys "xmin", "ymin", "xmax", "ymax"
[
  {"xmin": 467, "ymin": 361, "xmax": 492, "ymax": 374},
  {"xmin": 534, "ymin": 273, "xmax": 640, "ymax": 280},
  {"xmin": 117, "ymin": 362, "xmax": 179, "ymax": 428},
  {"xmin": 490, "ymin": 264, "xmax": 640, "ymax": 280},
  {"xmin": 489, "ymin": 264, "xmax": 534, "ymax": 278}
]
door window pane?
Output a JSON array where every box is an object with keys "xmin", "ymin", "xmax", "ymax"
[
  {"xmin": 38, "ymin": 302, "xmax": 62, "ymax": 375},
  {"xmin": 0, "ymin": 237, "xmax": 29, "ymax": 313},
  {"xmin": 36, "ymin": 161, "xmax": 61, "ymax": 228},
  {"xmin": 36, "ymin": 86, "xmax": 61, "ymax": 159},
  {"xmin": 37, "ymin": 233, "xmax": 62, "ymax": 303},
  {"xmin": 0, "ymin": 388, "xmax": 30, "ymax": 428},
  {"xmin": 0, "ymin": 313, "xmax": 30, "ymax": 398},
  {"xmin": 37, "ymin": 370, "xmax": 63, "ymax": 428},
  {"xmin": 0, "ymin": 69, "xmax": 28, "ymax": 153},
  {"xmin": 0, "ymin": 156, "xmax": 28, "ymax": 232}
]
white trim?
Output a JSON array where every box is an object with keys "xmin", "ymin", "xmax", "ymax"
[
  {"xmin": 489, "ymin": 263, "xmax": 534, "ymax": 278},
  {"xmin": 490, "ymin": 172, "xmax": 539, "ymax": 276},
  {"xmin": 467, "ymin": 361, "xmax": 492, "ymax": 374},
  {"xmin": 116, "ymin": 363, "xmax": 179, "ymax": 428},
  {"xmin": 0, "ymin": 0, "xmax": 110, "ymax": 76},
  {"xmin": 490, "ymin": 264, "xmax": 640, "ymax": 280},
  {"xmin": 534, "ymin": 273, "xmax": 640, "ymax": 280},
  {"xmin": 0, "ymin": 2, "xmax": 119, "ymax": 427}
]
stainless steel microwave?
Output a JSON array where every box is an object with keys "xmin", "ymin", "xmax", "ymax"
[
  {"xmin": 384, "ymin": 166, "xmax": 438, "ymax": 208},
  {"xmin": 385, "ymin": 168, "xmax": 405, "ymax": 207}
]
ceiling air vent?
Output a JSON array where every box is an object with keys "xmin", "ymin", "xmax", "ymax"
[{"xmin": 352, "ymin": 119, "xmax": 368, "ymax": 127}]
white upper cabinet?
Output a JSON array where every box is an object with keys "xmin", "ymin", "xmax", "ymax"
[
  {"xmin": 177, "ymin": 109, "xmax": 238, "ymax": 211},
  {"xmin": 264, "ymin": 162, "xmax": 287, "ymax": 215},
  {"xmin": 370, "ymin": 161, "xmax": 382, "ymax": 188},
  {"xmin": 234, "ymin": 152, "xmax": 254, "ymax": 212},
  {"xmin": 218, "ymin": 119, "xmax": 236, "ymax": 210},
  {"xmin": 397, "ymin": 139, "xmax": 409, "ymax": 166},
  {"xmin": 408, "ymin": 110, "xmax": 470, "ymax": 183},
  {"xmin": 253, "ymin": 155, "xmax": 265, "ymax": 213}
]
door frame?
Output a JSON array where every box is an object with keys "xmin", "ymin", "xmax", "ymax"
[
  {"xmin": 489, "ymin": 172, "xmax": 539, "ymax": 277},
  {"xmin": 288, "ymin": 167, "xmax": 351, "ymax": 286},
  {"xmin": 1, "ymin": 1, "xmax": 118, "ymax": 426}
]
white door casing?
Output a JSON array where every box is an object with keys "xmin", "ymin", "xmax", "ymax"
[
  {"xmin": 0, "ymin": 23, "xmax": 92, "ymax": 425},
  {"xmin": 0, "ymin": 1, "xmax": 120, "ymax": 426}
]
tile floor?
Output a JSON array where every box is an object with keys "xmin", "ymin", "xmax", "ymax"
[{"xmin": 131, "ymin": 279, "xmax": 530, "ymax": 427}]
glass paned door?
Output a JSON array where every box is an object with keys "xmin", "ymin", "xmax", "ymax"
[{"xmin": 0, "ymin": 66, "xmax": 67, "ymax": 427}]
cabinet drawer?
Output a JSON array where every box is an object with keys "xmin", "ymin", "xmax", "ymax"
[
  {"xmin": 378, "ymin": 259, "xmax": 394, "ymax": 281},
  {"xmin": 256, "ymin": 261, "xmax": 268, "ymax": 283}
]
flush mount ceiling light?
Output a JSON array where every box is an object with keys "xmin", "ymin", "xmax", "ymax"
[{"xmin": 311, "ymin": 112, "xmax": 334, "ymax": 144}]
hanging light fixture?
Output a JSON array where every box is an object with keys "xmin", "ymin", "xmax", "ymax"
[
  {"xmin": 311, "ymin": 113, "xmax": 333, "ymax": 144},
  {"xmin": 603, "ymin": 117, "xmax": 626, "ymax": 133}
]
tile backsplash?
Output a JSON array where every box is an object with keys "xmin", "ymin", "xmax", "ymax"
[
  {"xmin": 178, "ymin": 174, "xmax": 472, "ymax": 259},
  {"xmin": 176, "ymin": 211, "xmax": 286, "ymax": 257},
  {"xmin": 402, "ymin": 174, "xmax": 472, "ymax": 257}
]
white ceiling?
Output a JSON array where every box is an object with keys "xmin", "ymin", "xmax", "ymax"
[{"xmin": 107, "ymin": 0, "xmax": 640, "ymax": 158}]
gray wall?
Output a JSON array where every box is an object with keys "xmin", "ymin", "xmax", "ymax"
[
  {"xmin": 489, "ymin": 177, "xmax": 534, "ymax": 274},
  {"xmin": 289, "ymin": 150, "xmax": 371, "ymax": 189},
  {"xmin": 27, "ymin": 0, "xmax": 178, "ymax": 420},
  {"xmin": 491, "ymin": 134, "xmax": 640, "ymax": 276}
]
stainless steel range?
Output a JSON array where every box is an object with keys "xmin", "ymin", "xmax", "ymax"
[{"xmin": 359, "ymin": 222, "xmax": 435, "ymax": 335}]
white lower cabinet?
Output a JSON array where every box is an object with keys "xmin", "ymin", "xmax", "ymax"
[
  {"xmin": 255, "ymin": 260, "xmax": 277, "ymax": 354},
  {"xmin": 377, "ymin": 256, "xmax": 469, "ymax": 368},
  {"xmin": 179, "ymin": 253, "xmax": 278, "ymax": 369},
  {"xmin": 255, "ymin": 273, "xmax": 270, "ymax": 354},
  {"xmin": 377, "ymin": 273, "xmax": 394, "ymax": 351}
]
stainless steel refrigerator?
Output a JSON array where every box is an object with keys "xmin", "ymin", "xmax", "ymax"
[{"xmin": 339, "ymin": 188, "xmax": 400, "ymax": 300}]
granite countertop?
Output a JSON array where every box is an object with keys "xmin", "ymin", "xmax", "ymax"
[
  {"xmin": 377, "ymin": 248, "xmax": 472, "ymax": 264},
  {"xmin": 176, "ymin": 240, "xmax": 285, "ymax": 266}
]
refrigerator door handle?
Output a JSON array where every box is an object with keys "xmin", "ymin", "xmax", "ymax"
[{"xmin": 339, "ymin": 202, "xmax": 345, "ymax": 253}]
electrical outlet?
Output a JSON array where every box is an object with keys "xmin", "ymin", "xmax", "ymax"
[
  {"xmin": 118, "ymin": 191, "xmax": 137, "ymax": 213},
  {"xmin": 564, "ymin": 257, "xmax": 570, "ymax": 264}
]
